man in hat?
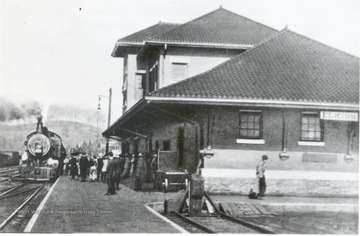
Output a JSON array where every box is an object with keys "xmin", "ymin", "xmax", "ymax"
[
  {"xmin": 70, "ymin": 152, "xmax": 79, "ymax": 180},
  {"xmin": 255, "ymin": 155, "xmax": 269, "ymax": 199},
  {"xmin": 96, "ymin": 153, "xmax": 103, "ymax": 182},
  {"xmin": 113, "ymin": 153, "xmax": 122, "ymax": 191},
  {"xmin": 79, "ymin": 153, "xmax": 89, "ymax": 182},
  {"xmin": 105, "ymin": 152, "xmax": 116, "ymax": 195}
]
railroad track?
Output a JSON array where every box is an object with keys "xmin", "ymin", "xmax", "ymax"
[
  {"xmin": 0, "ymin": 183, "xmax": 47, "ymax": 232},
  {"xmin": 0, "ymin": 166, "xmax": 18, "ymax": 171},
  {"xmin": 0, "ymin": 168, "xmax": 20, "ymax": 182},
  {"xmin": 167, "ymin": 191, "xmax": 276, "ymax": 234},
  {"xmin": 0, "ymin": 167, "xmax": 18, "ymax": 175},
  {"xmin": 173, "ymin": 211, "xmax": 275, "ymax": 234}
]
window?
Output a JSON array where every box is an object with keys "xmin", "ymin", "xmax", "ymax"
[
  {"xmin": 172, "ymin": 63, "xmax": 188, "ymax": 82},
  {"xmin": 135, "ymin": 74, "xmax": 143, "ymax": 89},
  {"xmin": 122, "ymin": 73, "xmax": 128, "ymax": 92},
  {"xmin": 149, "ymin": 63, "xmax": 158, "ymax": 92},
  {"xmin": 301, "ymin": 113, "xmax": 323, "ymax": 141},
  {"xmin": 239, "ymin": 111, "xmax": 262, "ymax": 139},
  {"xmin": 163, "ymin": 140, "xmax": 171, "ymax": 151}
]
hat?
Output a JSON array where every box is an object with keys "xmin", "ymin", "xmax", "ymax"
[
  {"xmin": 71, "ymin": 151, "xmax": 80, "ymax": 156},
  {"xmin": 138, "ymin": 153, "xmax": 143, "ymax": 157},
  {"xmin": 262, "ymin": 155, "xmax": 269, "ymax": 160}
]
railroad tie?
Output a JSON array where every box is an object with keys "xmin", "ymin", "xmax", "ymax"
[
  {"xmin": 246, "ymin": 202, "xmax": 262, "ymax": 215},
  {"xmin": 252, "ymin": 203, "xmax": 272, "ymax": 215}
]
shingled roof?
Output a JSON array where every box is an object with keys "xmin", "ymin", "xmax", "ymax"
[
  {"xmin": 148, "ymin": 29, "xmax": 359, "ymax": 106},
  {"xmin": 112, "ymin": 22, "xmax": 180, "ymax": 56},
  {"xmin": 148, "ymin": 7, "xmax": 277, "ymax": 46},
  {"xmin": 117, "ymin": 22, "xmax": 181, "ymax": 44}
]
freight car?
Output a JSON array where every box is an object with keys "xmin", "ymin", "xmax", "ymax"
[
  {"xmin": 0, "ymin": 151, "xmax": 20, "ymax": 167},
  {"xmin": 19, "ymin": 115, "xmax": 66, "ymax": 181}
]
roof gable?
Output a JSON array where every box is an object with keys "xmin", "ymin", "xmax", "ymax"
[
  {"xmin": 117, "ymin": 22, "xmax": 181, "ymax": 44},
  {"xmin": 148, "ymin": 8, "xmax": 277, "ymax": 46},
  {"xmin": 112, "ymin": 22, "xmax": 180, "ymax": 57},
  {"xmin": 149, "ymin": 29, "xmax": 359, "ymax": 105}
]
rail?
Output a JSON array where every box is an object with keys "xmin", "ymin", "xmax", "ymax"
[{"xmin": 0, "ymin": 183, "xmax": 45, "ymax": 231}]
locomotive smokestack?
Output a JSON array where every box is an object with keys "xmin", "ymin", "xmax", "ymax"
[{"xmin": 36, "ymin": 115, "xmax": 43, "ymax": 133}]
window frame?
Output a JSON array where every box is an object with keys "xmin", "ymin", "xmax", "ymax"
[
  {"xmin": 171, "ymin": 62, "xmax": 188, "ymax": 82},
  {"xmin": 149, "ymin": 62, "xmax": 159, "ymax": 92},
  {"xmin": 163, "ymin": 139, "xmax": 171, "ymax": 151},
  {"xmin": 135, "ymin": 73, "xmax": 144, "ymax": 89},
  {"xmin": 238, "ymin": 110, "xmax": 263, "ymax": 140},
  {"xmin": 300, "ymin": 112, "xmax": 324, "ymax": 142}
]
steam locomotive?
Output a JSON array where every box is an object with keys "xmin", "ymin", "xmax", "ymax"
[{"xmin": 20, "ymin": 116, "xmax": 66, "ymax": 181}]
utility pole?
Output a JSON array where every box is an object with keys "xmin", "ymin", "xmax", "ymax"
[
  {"xmin": 98, "ymin": 88, "xmax": 112, "ymax": 155},
  {"xmin": 96, "ymin": 97, "xmax": 100, "ymax": 154},
  {"xmin": 105, "ymin": 88, "xmax": 112, "ymax": 155}
]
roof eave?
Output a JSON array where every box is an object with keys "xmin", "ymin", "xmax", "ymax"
[
  {"xmin": 111, "ymin": 41, "xmax": 144, "ymax": 57},
  {"xmin": 137, "ymin": 40, "xmax": 252, "ymax": 59},
  {"xmin": 147, "ymin": 40, "xmax": 253, "ymax": 50},
  {"xmin": 145, "ymin": 96, "xmax": 359, "ymax": 111},
  {"xmin": 102, "ymin": 99, "xmax": 148, "ymax": 137}
]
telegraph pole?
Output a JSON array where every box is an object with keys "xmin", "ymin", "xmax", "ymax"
[
  {"xmin": 105, "ymin": 88, "xmax": 112, "ymax": 155},
  {"xmin": 98, "ymin": 88, "xmax": 112, "ymax": 155}
]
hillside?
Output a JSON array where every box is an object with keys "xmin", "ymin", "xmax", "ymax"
[{"xmin": 0, "ymin": 121, "xmax": 105, "ymax": 153}]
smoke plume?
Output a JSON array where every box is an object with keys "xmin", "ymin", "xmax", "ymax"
[{"xmin": 0, "ymin": 97, "xmax": 42, "ymax": 122}]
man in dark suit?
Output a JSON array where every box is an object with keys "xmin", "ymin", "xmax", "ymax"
[
  {"xmin": 79, "ymin": 153, "xmax": 89, "ymax": 182},
  {"xmin": 113, "ymin": 154, "xmax": 122, "ymax": 191},
  {"xmin": 105, "ymin": 152, "xmax": 116, "ymax": 195},
  {"xmin": 70, "ymin": 152, "xmax": 79, "ymax": 180},
  {"xmin": 96, "ymin": 153, "xmax": 103, "ymax": 182}
]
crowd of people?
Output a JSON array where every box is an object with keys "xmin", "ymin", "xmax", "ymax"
[{"xmin": 61, "ymin": 151, "xmax": 159, "ymax": 196}]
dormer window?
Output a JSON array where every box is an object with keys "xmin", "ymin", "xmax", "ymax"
[{"xmin": 172, "ymin": 62, "xmax": 188, "ymax": 82}]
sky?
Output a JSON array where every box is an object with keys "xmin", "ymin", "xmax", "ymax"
[{"xmin": 1, "ymin": 0, "xmax": 359, "ymax": 123}]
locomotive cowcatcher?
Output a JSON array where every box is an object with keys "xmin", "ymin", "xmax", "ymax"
[{"xmin": 20, "ymin": 115, "xmax": 66, "ymax": 181}]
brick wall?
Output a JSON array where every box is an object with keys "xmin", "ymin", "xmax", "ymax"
[
  {"xmin": 126, "ymin": 104, "xmax": 358, "ymax": 196},
  {"xmin": 209, "ymin": 107, "xmax": 358, "ymax": 154}
]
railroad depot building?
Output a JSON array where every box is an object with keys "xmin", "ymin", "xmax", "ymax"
[{"xmin": 104, "ymin": 8, "xmax": 359, "ymax": 196}]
